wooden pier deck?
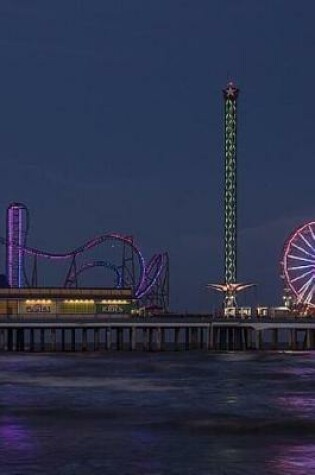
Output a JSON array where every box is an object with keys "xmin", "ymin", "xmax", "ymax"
[{"xmin": 0, "ymin": 315, "xmax": 314, "ymax": 352}]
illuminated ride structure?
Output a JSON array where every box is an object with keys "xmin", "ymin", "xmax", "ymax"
[
  {"xmin": 208, "ymin": 82, "xmax": 252, "ymax": 314},
  {"xmin": 6, "ymin": 203, "xmax": 28, "ymax": 289},
  {"xmin": 282, "ymin": 221, "xmax": 315, "ymax": 312},
  {"xmin": 2, "ymin": 203, "xmax": 169, "ymax": 312}
]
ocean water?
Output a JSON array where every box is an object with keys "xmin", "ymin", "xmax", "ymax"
[{"xmin": 0, "ymin": 351, "xmax": 314, "ymax": 475}]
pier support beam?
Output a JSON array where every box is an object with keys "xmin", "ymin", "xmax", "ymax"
[
  {"xmin": 7, "ymin": 329, "xmax": 13, "ymax": 351},
  {"xmin": 94, "ymin": 329, "xmax": 100, "ymax": 351},
  {"xmin": 290, "ymin": 329, "xmax": 298, "ymax": 351},
  {"xmin": 117, "ymin": 328, "xmax": 123, "ymax": 351},
  {"xmin": 61, "ymin": 329, "xmax": 65, "ymax": 352},
  {"xmin": 40, "ymin": 329, "xmax": 45, "ymax": 351},
  {"xmin": 161, "ymin": 328, "xmax": 165, "ymax": 351},
  {"xmin": 106, "ymin": 328, "xmax": 112, "ymax": 351},
  {"xmin": 156, "ymin": 328, "xmax": 162, "ymax": 351},
  {"xmin": 241, "ymin": 328, "xmax": 247, "ymax": 350},
  {"xmin": 175, "ymin": 328, "xmax": 180, "ymax": 351},
  {"xmin": 148, "ymin": 329, "xmax": 153, "ymax": 352},
  {"xmin": 50, "ymin": 329, "xmax": 56, "ymax": 352},
  {"xmin": 0, "ymin": 329, "xmax": 5, "ymax": 351},
  {"xmin": 30, "ymin": 328, "xmax": 35, "ymax": 352},
  {"xmin": 219, "ymin": 327, "xmax": 228, "ymax": 351},
  {"xmin": 200, "ymin": 328, "xmax": 204, "ymax": 350},
  {"xmin": 82, "ymin": 328, "xmax": 88, "ymax": 352},
  {"xmin": 289, "ymin": 329, "xmax": 297, "ymax": 350},
  {"xmin": 255, "ymin": 330, "xmax": 263, "ymax": 350},
  {"xmin": 207, "ymin": 325, "xmax": 214, "ymax": 350},
  {"xmin": 306, "ymin": 329, "xmax": 312, "ymax": 350},
  {"xmin": 191, "ymin": 328, "xmax": 198, "ymax": 350},
  {"xmin": 272, "ymin": 329, "xmax": 278, "ymax": 350},
  {"xmin": 16, "ymin": 329, "xmax": 24, "ymax": 351},
  {"xmin": 130, "ymin": 327, "xmax": 137, "ymax": 351},
  {"xmin": 185, "ymin": 328, "xmax": 190, "ymax": 350},
  {"xmin": 145, "ymin": 328, "xmax": 150, "ymax": 351},
  {"xmin": 215, "ymin": 328, "xmax": 220, "ymax": 350},
  {"xmin": 71, "ymin": 329, "xmax": 76, "ymax": 352}
]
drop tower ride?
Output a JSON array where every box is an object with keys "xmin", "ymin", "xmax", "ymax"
[
  {"xmin": 223, "ymin": 82, "xmax": 238, "ymax": 299},
  {"xmin": 209, "ymin": 82, "xmax": 252, "ymax": 313}
]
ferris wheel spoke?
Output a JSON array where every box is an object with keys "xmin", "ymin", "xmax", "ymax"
[
  {"xmin": 288, "ymin": 254, "xmax": 315, "ymax": 264},
  {"xmin": 290, "ymin": 269, "xmax": 315, "ymax": 283},
  {"xmin": 309, "ymin": 225, "xmax": 315, "ymax": 243},
  {"xmin": 297, "ymin": 275, "xmax": 314, "ymax": 300},
  {"xmin": 291, "ymin": 242, "xmax": 315, "ymax": 259},
  {"xmin": 288, "ymin": 264, "xmax": 315, "ymax": 271},
  {"xmin": 304, "ymin": 284, "xmax": 315, "ymax": 305},
  {"xmin": 298, "ymin": 232, "xmax": 315, "ymax": 252}
]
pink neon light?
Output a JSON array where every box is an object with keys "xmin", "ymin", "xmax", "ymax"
[{"xmin": 283, "ymin": 221, "xmax": 315, "ymax": 306}]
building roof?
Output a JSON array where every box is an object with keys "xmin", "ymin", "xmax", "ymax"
[{"xmin": 0, "ymin": 287, "xmax": 133, "ymax": 299}]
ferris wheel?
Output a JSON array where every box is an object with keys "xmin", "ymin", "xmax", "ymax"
[{"xmin": 283, "ymin": 221, "xmax": 315, "ymax": 307}]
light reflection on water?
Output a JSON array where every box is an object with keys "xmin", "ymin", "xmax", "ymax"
[
  {"xmin": 277, "ymin": 395, "xmax": 315, "ymax": 418},
  {"xmin": 273, "ymin": 444, "xmax": 315, "ymax": 475},
  {"xmin": 0, "ymin": 416, "xmax": 35, "ymax": 451},
  {"xmin": 0, "ymin": 352, "xmax": 313, "ymax": 474}
]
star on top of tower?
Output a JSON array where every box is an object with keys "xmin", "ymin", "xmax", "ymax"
[{"xmin": 223, "ymin": 82, "xmax": 239, "ymax": 99}]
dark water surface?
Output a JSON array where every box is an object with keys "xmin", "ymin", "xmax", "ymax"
[{"xmin": 0, "ymin": 351, "xmax": 314, "ymax": 475}]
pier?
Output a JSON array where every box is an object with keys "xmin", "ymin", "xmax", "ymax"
[{"xmin": 0, "ymin": 316, "xmax": 314, "ymax": 352}]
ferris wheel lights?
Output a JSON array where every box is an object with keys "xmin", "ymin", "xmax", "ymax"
[{"xmin": 283, "ymin": 221, "xmax": 315, "ymax": 307}]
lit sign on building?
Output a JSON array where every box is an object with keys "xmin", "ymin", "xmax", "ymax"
[
  {"xmin": 22, "ymin": 300, "xmax": 55, "ymax": 314},
  {"xmin": 96, "ymin": 301, "xmax": 132, "ymax": 314},
  {"xmin": 100, "ymin": 305, "xmax": 124, "ymax": 313},
  {"xmin": 26, "ymin": 304, "xmax": 51, "ymax": 313}
]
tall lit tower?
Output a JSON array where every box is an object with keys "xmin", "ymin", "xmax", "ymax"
[
  {"xmin": 223, "ymin": 82, "xmax": 238, "ymax": 301},
  {"xmin": 6, "ymin": 203, "xmax": 28, "ymax": 288},
  {"xmin": 208, "ymin": 82, "xmax": 252, "ymax": 312}
]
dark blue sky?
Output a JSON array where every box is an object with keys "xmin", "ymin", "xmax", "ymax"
[{"xmin": 0, "ymin": 1, "xmax": 314, "ymax": 311}]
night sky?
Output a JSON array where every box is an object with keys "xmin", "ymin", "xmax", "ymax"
[{"xmin": 0, "ymin": 1, "xmax": 314, "ymax": 311}]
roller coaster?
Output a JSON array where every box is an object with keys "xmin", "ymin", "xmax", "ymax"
[{"xmin": 3, "ymin": 203, "xmax": 169, "ymax": 312}]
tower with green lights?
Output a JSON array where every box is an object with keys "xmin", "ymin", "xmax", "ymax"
[
  {"xmin": 223, "ymin": 82, "xmax": 239, "ymax": 306},
  {"xmin": 208, "ymin": 82, "xmax": 252, "ymax": 313}
]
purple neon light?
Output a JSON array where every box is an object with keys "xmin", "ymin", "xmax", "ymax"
[
  {"xmin": 6, "ymin": 204, "xmax": 26, "ymax": 288},
  {"xmin": 7, "ymin": 208, "xmax": 12, "ymax": 286},
  {"xmin": 136, "ymin": 256, "xmax": 165, "ymax": 298},
  {"xmin": 136, "ymin": 253, "xmax": 166, "ymax": 298},
  {"xmin": 66, "ymin": 260, "xmax": 122, "ymax": 287},
  {"xmin": 139, "ymin": 254, "xmax": 161, "ymax": 290},
  {"xmin": 3, "ymin": 204, "xmax": 169, "ymax": 299},
  {"xmin": 18, "ymin": 207, "xmax": 22, "ymax": 287},
  {"xmin": 2, "ymin": 231, "xmax": 146, "ymax": 295}
]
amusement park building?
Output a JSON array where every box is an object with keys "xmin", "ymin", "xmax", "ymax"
[{"xmin": 0, "ymin": 288, "xmax": 135, "ymax": 317}]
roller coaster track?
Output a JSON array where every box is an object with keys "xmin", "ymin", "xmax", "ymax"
[
  {"xmin": 137, "ymin": 253, "xmax": 165, "ymax": 299},
  {"xmin": 0, "ymin": 233, "xmax": 167, "ymax": 299},
  {"xmin": 65, "ymin": 260, "xmax": 122, "ymax": 288},
  {"xmin": 0, "ymin": 233, "xmax": 146, "ymax": 295}
]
